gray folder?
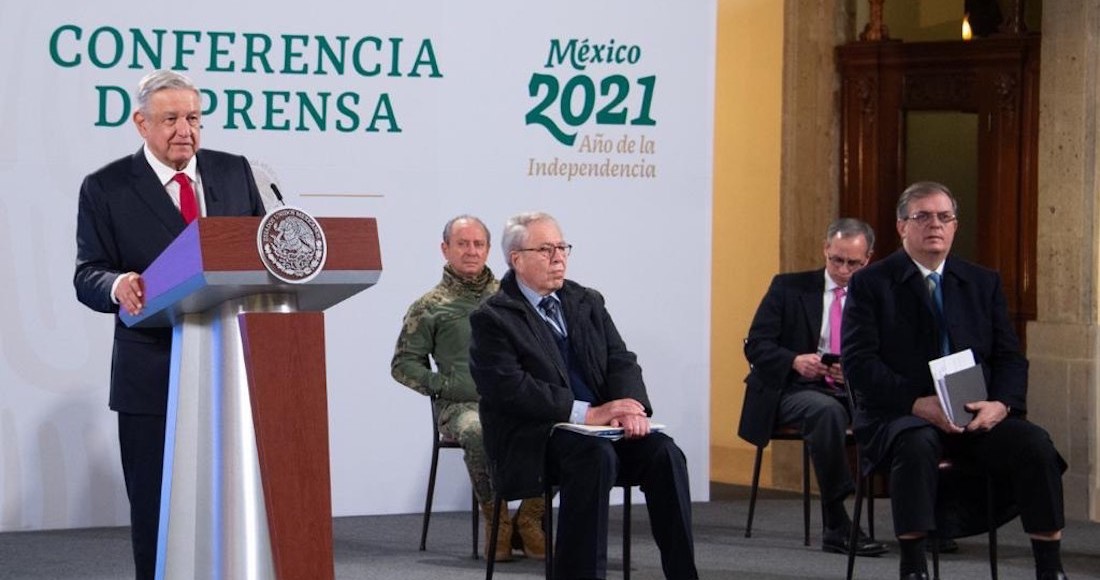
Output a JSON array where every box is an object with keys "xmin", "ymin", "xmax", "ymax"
[{"xmin": 942, "ymin": 365, "xmax": 988, "ymax": 427}]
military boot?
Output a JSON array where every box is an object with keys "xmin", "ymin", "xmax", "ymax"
[
  {"xmin": 479, "ymin": 501, "xmax": 514, "ymax": 562},
  {"xmin": 513, "ymin": 497, "xmax": 547, "ymax": 560}
]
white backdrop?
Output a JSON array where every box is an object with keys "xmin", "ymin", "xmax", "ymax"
[{"xmin": 0, "ymin": 1, "xmax": 715, "ymax": 531}]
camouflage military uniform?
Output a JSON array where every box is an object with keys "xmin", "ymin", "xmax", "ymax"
[{"xmin": 392, "ymin": 265, "xmax": 498, "ymax": 502}]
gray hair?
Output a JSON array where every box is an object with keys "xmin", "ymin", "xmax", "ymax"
[
  {"xmin": 896, "ymin": 181, "xmax": 958, "ymax": 219},
  {"xmin": 501, "ymin": 211, "xmax": 559, "ymax": 268},
  {"xmin": 825, "ymin": 218, "xmax": 876, "ymax": 253},
  {"xmin": 135, "ymin": 70, "xmax": 200, "ymax": 115},
  {"xmin": 442, "ymin": 214, "xmax": 490, "ymax": 245}
]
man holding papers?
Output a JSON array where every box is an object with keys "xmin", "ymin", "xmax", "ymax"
[
  {"xmin": 469, "ymin": 212, "xmax": 697, "ymax": 580},
  {"xmin": 843, "ymin": 182, "xmax": 1068, "ymax": 580}
]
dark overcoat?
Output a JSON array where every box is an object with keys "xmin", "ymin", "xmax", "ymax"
[
  {"xmin": 842, "ymin": 249, "xmax": 1062, "ymax": 537},
  {"xmin": 739, "ymin": 269, "xmax": 828, "ymax": 447},
  {"xmin": 469, "ymin": 270, "xmax": 652, "ymax": 499}
]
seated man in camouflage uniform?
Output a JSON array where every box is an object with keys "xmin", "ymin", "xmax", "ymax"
[{"xmin": 391, "ymin": 214, "xmax": 546, "ymax": 562}]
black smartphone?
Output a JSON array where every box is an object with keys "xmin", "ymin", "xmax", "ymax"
[{"xmin": 820, "ymin": 352, "xmax": 840, "ymax": 366}]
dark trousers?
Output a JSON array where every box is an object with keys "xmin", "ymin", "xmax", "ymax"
[
  {"xmin": 888, "ymin": 417, "xmax": 1065, "ymax": 536},
  {"xmin": 546, "ymin": 429, "xmax": 697, "ymax": 580},
  {"xmin": 118, "ymin": 412, "xmax": 166, "ymax": 580},
  {"xmin": 776, "ymin": 387, "xmax": 854, "ymax": 509}
]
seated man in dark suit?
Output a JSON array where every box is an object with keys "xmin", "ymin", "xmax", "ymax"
[
  {"xmin": 469, "ymin": 212, "xmax": 698, "ymax": 580},
  {"xmin": 843, "ymin": 181, "xmax": 1068, "ymax": 580},
  {"xmin": 739, "ymin": 218, "xmax": 886, "ymax": 557}
]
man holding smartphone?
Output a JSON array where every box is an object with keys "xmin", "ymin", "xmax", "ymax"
[{"xmin": 738, "ymin": 218, "xmax": 884, "ymax": 557}]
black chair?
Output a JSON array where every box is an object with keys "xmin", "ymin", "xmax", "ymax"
[
  {"xmin": 420, "ymin": 397, "xmax": 479, "ymax": 559},
  {"xmin": 745, "ymin": 424, "xmax": 874, "ymax": 546},
  {"xmin": 744, "ymin": 425, "xmax": 812, "ymax": 545},
  {"xmin": 484, "ymin": 454, "xmax": 637, "ymax": 580},
  {"xmin": 843, "ymin": 382, "xmax": 1000, "ymax": 580},
  {"xmin": 847, "ymin": 458, "xmax": 999, "ymax": 580},
  {"xmin": 543, "ymin": 482, "xmax": 635, "ymax": 580}
]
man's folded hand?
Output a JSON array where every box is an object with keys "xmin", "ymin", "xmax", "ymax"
[{"xmin": 585, "ymin": 398, "xmax": 645, "ymax": 426}]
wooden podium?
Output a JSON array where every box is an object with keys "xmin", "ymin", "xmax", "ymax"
[{"xmin": 121, "ymin": 217, "xmax": 382, "ymax": 580}]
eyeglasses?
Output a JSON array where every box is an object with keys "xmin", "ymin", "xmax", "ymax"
[
  {"xmin": 902, "ymin": 211, "xmax": 957, "ymax": 226},
  {"xmin": 516, "ymin": 243, "xmax": 573, "ymax": 259},
  {"xmin": 827, "ymin": 255, "xmax": 866, "ymax": 269}
]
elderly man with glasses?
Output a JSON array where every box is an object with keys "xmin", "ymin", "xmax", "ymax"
[
  {"xmin": 739, "ymin": 218, "xmax": 887, "ymax": 557},
  {"xmin": 469, "ymin": 211, "xmax": 698, "ymax": 580},
  {"xmin": 74, "ymin": 70, "xmax": 267, "ymax": 580},
  {"xmin": 843, "ymin": 181, "xmax": 1068, "ymax": 580}
]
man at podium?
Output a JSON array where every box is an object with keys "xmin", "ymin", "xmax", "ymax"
[{"xmin": 73, "ymin": 70, "xmax": 266, "ymax": 580}]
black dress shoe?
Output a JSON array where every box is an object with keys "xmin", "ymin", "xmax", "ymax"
[
  {"xmin": 1037, "ymin": 571, "xmax": 1068, "ymax": 580},
  {"xmin": 822, "ymin": 527, "xmax": 889, "ymax": 557},
  {"xmin": 900, "ymin": 573, "xmax": 929, "ymax": 580}
]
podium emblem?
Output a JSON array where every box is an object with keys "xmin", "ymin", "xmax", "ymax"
[{"xmin": 257, "ymin": 206, "xmax": 328, "ymax": 283}]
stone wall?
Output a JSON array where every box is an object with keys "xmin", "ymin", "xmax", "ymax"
[
  {"xmin": 767, "ymin": 0, "xmax": 855, "ymax": 493},
  {"xmin": 1030, "ymin": 0, "xmax": 1100, "ymax": 522}
]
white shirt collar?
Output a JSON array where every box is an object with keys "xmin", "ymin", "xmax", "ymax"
[
  {"xmin": 143, "ymin": 144, "xmax": 197, "ymax": 186},
  {"xmin": 910, "ymin": 256, "xmax": 945, "ymax": 280},
  {"xmin": 824, "ymin": 269, "xmax": 842, "ymax": 293},
  {"xmin": 515, "ymin": 275, "xmax": 559, "ymax": 310}
]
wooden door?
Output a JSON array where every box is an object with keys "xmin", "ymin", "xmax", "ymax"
[{"xmin": 837, "ymin": 36, "xmax": 1040, "ymax": 344}]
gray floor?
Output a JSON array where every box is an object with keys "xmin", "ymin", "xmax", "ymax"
[{"xmin": 2, "ymin": 484, "xmax": 1098, "ymax": 579}]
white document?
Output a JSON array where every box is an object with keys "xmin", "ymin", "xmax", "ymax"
[
  {"xmin": 553, "ymin": 422, "xmax": 666, "ymax": 441},
  {"xmin": 928, "ymin": 349, "xmax": 976, "ymax": 423}
]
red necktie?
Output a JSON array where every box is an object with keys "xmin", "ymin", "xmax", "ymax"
[{"xmin": 173, "ymin": 173, "xmax": 198, "ymax": 224}]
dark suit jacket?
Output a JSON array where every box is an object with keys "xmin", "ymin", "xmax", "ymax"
[
  {"xmin": 738, "ymin": 269, "xmax": 829, "ymax": 447},
  {"xmin": 469, "ymin": 270, "xmax": 652, "ymax": 499},
  {"xmin": 74, "ymin": 147, "xmax": 266, "ymax": 415},
  {"xmin": 841, "ymin": 249, "xmax": 1028, "ymax": 469}
]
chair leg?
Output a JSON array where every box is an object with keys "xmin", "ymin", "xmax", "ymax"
[
  {"xmin": 987, "ymin": 476, "xmax": 998, "ymax": 580},
  {"xmin": 846, "ymin": 473, "xmax": 863, "ymax": 580},
  {"xmin": 745, "ymin": 446, "xmax": 765, "ymax": 538},
  {"xmin": 866, "ymin": 472, "xmax": 876, "ymax": 540},
  {"xmin": 485, "ymin": 497, "xmax": 503, "ymax": 580},
  {"xmin": 623, "ymin": 486, "xmax": 632, "ymax": 580},
  {"xmin": 545, "ymin": 486, "xmax": 554, "ymax": 580},
  {"xmin": 420, "ymin": 443, "xmax": 442, "ymax": 551},
  {"xmin": 471, "ymin": 491, "xmax": 480, "ymax": 559},
  {"xmin": 931, "ymin": 531, "xmax": 941, "ymax": 580},
  {"xmin": 801, "ymin": 442, "xmax": 811, "ymax": 546}
]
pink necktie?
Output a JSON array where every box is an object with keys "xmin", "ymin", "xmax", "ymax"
[
  {"xmin": 173, "ymin": 173, "xmax": 198, "ymax": 224},
  {"xmin": 829, "ymin": 286, "xmax": 845, "ymax": 355},
  {"xmin": 825, "ymin": 286, "xmax": 845, "ymax": 388}
]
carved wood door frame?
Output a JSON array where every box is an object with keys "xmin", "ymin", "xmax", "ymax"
[{"xmin": 837, "ymin": 36, "xmax": 1040, "ymax": 343}]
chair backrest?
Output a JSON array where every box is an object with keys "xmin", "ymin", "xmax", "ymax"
[{"xmin": 840, "ymin": 369, "xmax": 860, "ymax": 412}]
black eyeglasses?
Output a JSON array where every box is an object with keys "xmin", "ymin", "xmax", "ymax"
[
  {"xmin": 902, "ymin": 211, "xmax": 957, "ymax": 226},
  {"xmin": 827, "ymin": 255, "xmax": 866, "ymax": 269},
  {"xmin": 516, "ymin": 243, "xmax": 573, "ymax": 259}
]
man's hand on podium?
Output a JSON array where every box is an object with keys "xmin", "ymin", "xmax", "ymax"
[{"xmin": 116, "ymin": 272, "xmax": 145, "ymax": 316}]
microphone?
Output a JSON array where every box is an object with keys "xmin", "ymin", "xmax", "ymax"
[
  {"xmin": 270, "ymin": 183, "xmax": 285, "ymax": 205},
  {"xmin": 249, "ymin": 161, "xmax": 286, "ymax": 211}
]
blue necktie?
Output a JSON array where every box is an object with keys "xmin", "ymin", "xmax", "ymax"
[
  {"xmin": 927, "ymin": 272, "xmax": 949, "ymax": 356},
  {"xmin": 539, "ymin": 296, "xmax": 596, "ymax": 402},
  {"xmin": 539, "ymin": 296, "xmax": 566, "ymax": 337}
]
